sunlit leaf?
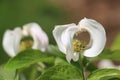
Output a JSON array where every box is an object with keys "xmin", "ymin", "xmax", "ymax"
[
  {"xmin": 5, "ymin": 49, "xmax": 54, "ymax": 69},
  {"xmin": 37, "ymin": 65, "xmax": 82, "ymax": 80},
  {"xmin": 0, "ymin": 65, "xmax": 17, "ymax": 80},
  {"xmin": 88, "ymin": 69, "xmax": 120, "ymax": 80}
]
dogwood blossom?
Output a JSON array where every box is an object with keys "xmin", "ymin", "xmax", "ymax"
[
  {"xmin": 53, "ymin": 18, "xmax": 106, "ymax": 62},
  {"xmin": 3, "ymin": 23, "xmax": 49, "ymax": 57}
]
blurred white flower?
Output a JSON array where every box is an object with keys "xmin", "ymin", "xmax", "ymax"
[
  {"xmin": 53, "ymin": 18, "xmax": 106, "ymax": 62},
  {"xmin": 22, "ymin": 23, "xmax": 49, "ymax": 52},
  {"xmin": 3, "ymin": 23, "xmax": 49, "ymax": 57},
  {"xmin": 98, "ymin": 59, "xmax": 120, "ymax": 70}
]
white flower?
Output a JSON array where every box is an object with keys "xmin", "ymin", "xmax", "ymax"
[
  {"xmin": 53, "ymin": 18, "xmax": 106, "ymax": 62},
  {"xmin": 3, "ymin": 23, "xmax": 49, "ymax": 57},
  {"xmin": 22, "ymin": 23, "xmax": 49, "ymax": 52},
  {"xmin": 3, "ymin": 28, "xmax": 23, "ymax": 57},
  {"xmin": 98, "ymin": 59, "xmax": 120, "ymax": 70}
]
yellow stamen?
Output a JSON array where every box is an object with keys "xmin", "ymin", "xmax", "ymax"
[
  {"xmin": 20, "ymin": 40, "xmax": 33, "ymax": 51},
  {"xmin": 72, "ymin": 39, "xmax": 87, "ymax": 52}
]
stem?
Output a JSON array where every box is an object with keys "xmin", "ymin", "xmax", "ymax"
[
  {"xmin": 14, "ymin": 69, "xmax": 18, "ymax": 80},
  {"xmin": 79, "ymin": 54, "xmax": 86, "ymax": 80}
]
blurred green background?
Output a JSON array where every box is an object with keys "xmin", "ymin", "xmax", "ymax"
[{"xmin": 0, "ymin": 0, "xmax": 70, "ymax": 64}]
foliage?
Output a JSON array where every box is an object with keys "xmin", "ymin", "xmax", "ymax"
[
  {"xmin": 2, "ymin": 44, "xmax": 120, "ymax": 80},
  {"xmin": 5, "ymin": 49, "xmax": 54, "ymax": 70},
  {"xmin": 37, "ymin": 65, "xmax": 82, "ymax": 80},
  {"xmin": 88, "ymin": 69, "xmax": 120, "ymax": 80}
]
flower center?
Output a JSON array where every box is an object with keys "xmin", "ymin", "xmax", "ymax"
[
  {"xmin": 20, "ymin": 36, "xmax": 33, "ymax": 51},
  {"xmin": 72, "ymin": 39, "xmax": 87, "ymax": 52},
  {"xmin": 72, "ymin": 30, "xmax": 90, "ymax": 53}
]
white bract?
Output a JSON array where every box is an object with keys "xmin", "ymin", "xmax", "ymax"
[
  {"xmin": 98, "ymin": 59, "xmax": 120, "ymax": 70},
  {"xmin": 3, "ymin": 23, "xmax": 49, "ymax": 57},
  {"xmin": 53, "ymin": 18, "xmax": 106, "ymax": 62}
]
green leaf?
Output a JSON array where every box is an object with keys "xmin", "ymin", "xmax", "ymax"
[
  {"xmin": 54, "ymin": 57, "xmax": 68, "ymax": 65},
  {"xmin": 88, "ymin": 69, "xmax": 120, "ymax": 80},
  {"xmin": 37, "ymin": 65, "xmax": 82, "ymax": 80},
  {"xmin": 0, "ymin": 65, "xmax": 16, "ymax": 80},
  {"xmin": 46, "ymin": 45, "xmax": 64, "ymax": 58},
  {"xmin": 82, "ymin": 57, "xmax": 97, "ymax": 72},
  {"xmin": 85, "ymin": 62, "xmax": 97, "ymax": 72},
  {"xmin": 20, "ymin": 65, "xmax": 39, "ymax": 80},
  {"xmin": 111, "ymin": 33, "xmax": 120, "ymax": 50},
  {"xmin": 100, "ymin": 76, "xmax": 120, "ymax": 80},
  {"xmin": 5, "ymin": 49, "xmax": 54, "ymax": 69}
]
